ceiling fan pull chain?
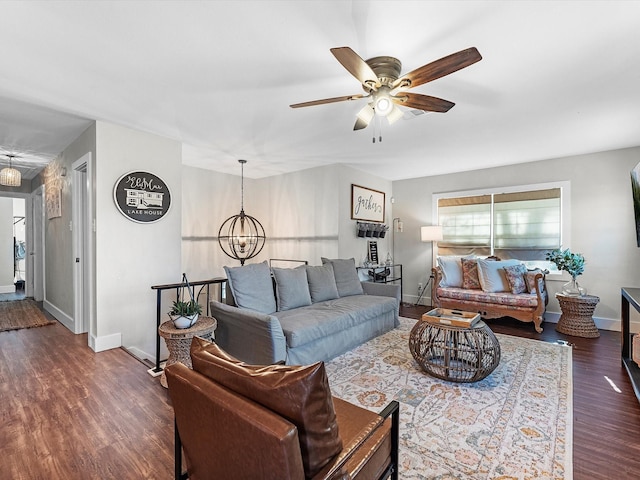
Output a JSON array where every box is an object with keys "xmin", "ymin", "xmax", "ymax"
[{"xmin": 372, "ymin": 116, "xmax": 376, "ymax": 143}]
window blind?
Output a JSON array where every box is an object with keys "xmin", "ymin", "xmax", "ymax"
[{"xmin": 437, "ymin": 188, "xmax": 562, "ymax": 260}]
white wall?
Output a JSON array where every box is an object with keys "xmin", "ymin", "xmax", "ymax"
[
  {"xmin": 392, "ymin": 146, "xmax": 640, "ymax": 330},
  {"xmin": 181, "ymin": 163, "xmax": 393, "ymax": 279},
  {"xmin": 0, "ymin": 198, "xmax": 14, "ymax": 293},
  {"xmin": 94, "ymin": 121, "xmax": 182, "ymax": 357}
]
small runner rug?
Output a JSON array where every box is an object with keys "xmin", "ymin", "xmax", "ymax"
[
  {"xmin": 0, "ymin": 299, "xmax": 56, "ymax": 332},
  {"xmin": 325, "ymin": 317, "xmax": 573, "ymax": 480}
]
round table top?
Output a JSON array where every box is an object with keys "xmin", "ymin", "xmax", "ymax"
[
  {"xmin": 555, "ymin": 293, "xmax": 600, "ymax": 303},
  {"xmin": 158, "ymin": 315, "xmax": 217, "ymax": 339}
]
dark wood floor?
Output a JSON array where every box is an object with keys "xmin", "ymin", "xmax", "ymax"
[{"xmin": 1, "ymin": 303, "xmax": 639, "ymax": 479}]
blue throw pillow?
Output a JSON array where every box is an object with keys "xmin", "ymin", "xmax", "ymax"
[
  {"xmin": 223, "ymin": 261, "xmax": 276, "ymax": 314},
  {"xmin": 272, "ymin": 266, "xmax": 312, "ymax": 311},
  {"xmin": 306, "ymin": 264, "xmax": 339, "ymax": 303},
  {"xmin": 321, "ymin": 257, "xmax": 364, "ymax": 297}
]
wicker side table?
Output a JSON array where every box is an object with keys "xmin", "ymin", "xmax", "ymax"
[
  {"xmin": 158, "ymin": 315, "xmax": 217, "ymax": 388},
  {"xmin": 555, "ymin": 294, "xmax": 600, "ymax": 338},
  {"xmin": 409, "ymin": 319, "xmax": 501, "ymax": 383}
]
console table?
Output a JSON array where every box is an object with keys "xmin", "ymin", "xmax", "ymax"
[
  {"xmin": 621, "ymin": 287, "xmax": 640, "ymax": 403},
  {"xmin": 357, "ymin": 264, "xmax": 402, "ymax": 300}
]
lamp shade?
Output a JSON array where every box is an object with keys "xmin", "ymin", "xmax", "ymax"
[
  {"xmin": 0, "ymin": 166, "xmax": 21, "ymax": 187},
  {"xmin": 421, "ymin": 225, "xmax": 443, "ymax": 242}
]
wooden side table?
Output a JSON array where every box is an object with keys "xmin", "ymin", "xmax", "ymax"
[
  {"xmin": 555, "ymin": 294, "xmax": 600, "ymax": 338},
  {"xmin": 158, "ymin": 315, "xmax": 217, "ymax": 388}
]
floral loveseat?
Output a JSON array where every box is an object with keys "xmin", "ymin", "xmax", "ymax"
[{"xmin": 431, "ymin": 256, "xmax": 548, "ymax": 332}]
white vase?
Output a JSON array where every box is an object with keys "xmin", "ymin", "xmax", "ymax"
[{"xmin": 170, "ymin": 313, "xmax": 199, "ymax": 329}]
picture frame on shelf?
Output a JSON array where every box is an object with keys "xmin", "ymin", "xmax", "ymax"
[{"xmin": 351, "ymin": 184, "xmax": 385, "ymax": 222}]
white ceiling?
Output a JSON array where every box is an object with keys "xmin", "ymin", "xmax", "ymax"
[{"xmin": 1, "ymin": 1, "xmax": 640, "ymax": 181}]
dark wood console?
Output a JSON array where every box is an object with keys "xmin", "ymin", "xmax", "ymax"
[{"xmin": 621, "ymin": 287, "xmax": 640, "ymax": 403}]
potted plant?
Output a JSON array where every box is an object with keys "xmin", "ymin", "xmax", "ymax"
[
  {"xmin": 169, "ymin": 273, "xmax": 203, "ymax": 328},
  {"xmin": 545, "ymin": 247, "xmax": 586, "ymax": 296}
]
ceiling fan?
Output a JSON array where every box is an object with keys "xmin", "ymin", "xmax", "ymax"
[{"xmin": 290, "ymin": 46, "xmax": 482, "ymax": 133}]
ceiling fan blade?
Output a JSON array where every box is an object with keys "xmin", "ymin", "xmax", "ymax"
[
  {"xmin": 392, "ymin": 92, "xmax": 455, "ymax": 112},
  {"xmin": 290, "ymin": 94, "xmax": 365, "ymax": 108},
  {"xmin": 330, "ymin": 47, "xmax": 380, "ymax": 89},
  {"xmin": 354, "ymin": 104, "xmax": 374, "ymax": 130},
  {"xmin": 391, "ymin": 47, "xmax": 482, "ymax": 90}
]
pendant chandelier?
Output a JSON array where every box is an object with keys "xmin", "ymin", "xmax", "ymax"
[
  {"xmin": 218, "ymin": 159, "xmax": 266, "ymax": 265},
  {"xmin": 0, "ymin": 154, "xmax": 22, "ymax": 187}
]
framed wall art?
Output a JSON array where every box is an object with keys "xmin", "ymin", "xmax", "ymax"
[
  {"xmin": 351, "ymin": 184, "xmax": 385, "ymax": 222},
  {"xmin": 113, "ymin": 171, "xmax": 172, "ymax": 223}
]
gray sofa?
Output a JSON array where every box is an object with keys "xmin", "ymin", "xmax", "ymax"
[{"xmin": 210, "ymin": 258, "xmax": 400, "ymax": 365}]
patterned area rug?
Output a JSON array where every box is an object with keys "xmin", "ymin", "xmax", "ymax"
[
  {"xmin": 325, "ymin": 317, "xmax": 572, "ymax": 479},
  {"xmin": 0, "ymin": 299, "xmax": 56, "ymax": 332}
]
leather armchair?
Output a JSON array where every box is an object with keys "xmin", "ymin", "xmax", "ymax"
[{"xmin": 166, "ymin": 362, "xmax": 399, "ymax": 480}]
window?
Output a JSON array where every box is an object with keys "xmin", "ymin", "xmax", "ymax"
[{"xmin": 436, "ymin": 185, "xmax": 564, "ymax": 269}]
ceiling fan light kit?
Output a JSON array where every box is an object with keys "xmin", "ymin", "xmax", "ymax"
[
  {"xmin": 290, "ymin": 46, "xmax": 482, "ymax": 135},
  {"xmin": 0, "ymin": 155, "xmax": 22, "ymax": 187}
]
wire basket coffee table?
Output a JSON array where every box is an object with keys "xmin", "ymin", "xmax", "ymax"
[{"xmin": 409, "ymin": 318, "xmax": 501, "ymax": 382}]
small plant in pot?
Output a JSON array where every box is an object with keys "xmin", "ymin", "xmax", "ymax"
[
  {"xmin": 545, "ymin": 247, "xmax": 586, "ymax": 296},
  {"xmin": 169, "ymin": 273, "xmax": 203, "ymax": 328}
]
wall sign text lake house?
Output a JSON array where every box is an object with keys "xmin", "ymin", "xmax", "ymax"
[{"xmin": 113, "ymin": 171, "xmax": 171, "ymax": 223}]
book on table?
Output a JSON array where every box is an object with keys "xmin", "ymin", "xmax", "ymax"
[{"xmin": 422, "ymin": 308, "xmax": 481, "ymax": 327}]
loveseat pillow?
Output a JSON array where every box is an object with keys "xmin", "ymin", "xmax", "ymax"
[
  {"xmin": 437, "ymin": 255, "xmax": 475, "ymax": 287},
  {"xmin": 190, "ymin": 337, "xmax": 342, "ymax": 478},
  {"xmin": 503, "ymin": 263, "xmax": 528, "ymax": 294},
  {"xmin": 272, "ymin": 266, "xmax": 312, "ymax": 311},
  {"xmin": 321, "ymin": 257, "xmax": 364, "ymax": 297},
  {"xmin": 461, "ymin": 257, "xmax": 482, "ymax": 289},
  {"xmin": 306, "ymin": 264, "xmax": 340, "ymax": 303},
  {"xmin": 223, "ymin": 260, "xmax": 276, "ymax": 314},
  {"xmin": 476, "ymin": 258, "xmax": 521, "ymax": 293}
]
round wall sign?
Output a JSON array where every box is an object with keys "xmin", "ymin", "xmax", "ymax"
[{"xmin": 113, "ymin": 171, "xmax": 171, "ymax": 223}]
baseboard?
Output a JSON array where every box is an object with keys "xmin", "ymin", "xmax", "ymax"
[
  {"xmin": 90, "ymin": 332, "xmax": 122, "ymax": 352},
  {"xmin": 126, "ymin": 346, "xmax": 155, "ymax": 364},
  {"xmin": 0, "ymin": 284, "xmax": 16, "ymax": 294},
  {"xmin": 43, "ymin": 300, "xmax": 74, "ymax": 332}
]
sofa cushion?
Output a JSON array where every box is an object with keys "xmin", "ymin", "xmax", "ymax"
[
  {"xmin": 223, "ymin": 261, "xmax": 276, "ymax": 314},
  {"xmin": 275, "ymin": 294, "xmax": 397, "ymax": 348},
  {"xmin": 437, "ymin": 286, "xmax": 542, "ymax": 308},
  {"xmin": 190, "ymin": 337, "xmax": 342, "ymax": 478},
  {"xmin": 306, "ymin": 264, "xmax": 340, "ymax": 303},
  {"xmin": 272, "ymin": 266, "xmax": 312, "ymax": 311},
  {"xmin": 437, "ymin": 255, "xmax": 475, "ymax": 287},
  {"xmin": 461, "ymin": 258, "xmax": 482, "ymax": 290},
  {"xmin": 476, "ymin": 258, "xmax": 521, "ymax": 293},
  {"xmin": 321, "ymin": 257, "xmax": 364, "ymax": 297},
  {"xmin": 503, "ymin": 263, "xmax": 528, "ymax": 294}
]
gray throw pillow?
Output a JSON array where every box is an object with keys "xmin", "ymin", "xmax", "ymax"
[
  {"xmin": 321, "ymin": 257, "xmax": 364, "ymax": 297},
  {"xmin": 306, "ymin": 264, "xmax": 339, "ymax": 303},
  {"xmin": 272, "ymin": 266, "xmax": 312, "ymax": 311},
  {"xmin": 223, "ymin": 261, "xmax": 276, "ymax": 314}
]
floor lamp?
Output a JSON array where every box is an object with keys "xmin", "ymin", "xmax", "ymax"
[{"xmin": 415, "ymin": 225, "xmax": 443, "ymax": 306}]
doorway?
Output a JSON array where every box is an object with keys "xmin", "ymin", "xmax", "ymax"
[{"xmin": 72, "ymin": 153, "xmax": 93, "ymax": 339}]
